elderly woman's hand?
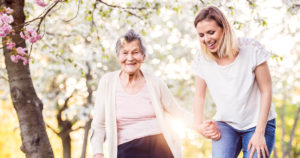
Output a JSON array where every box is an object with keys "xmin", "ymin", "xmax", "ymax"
[
  {"xmin": 196, "ymin": 120, "xmax": 221, "ymax": 141},
  {"xmin": 93, "ymin": 153, "xmax": 104, "ymax": 158}
]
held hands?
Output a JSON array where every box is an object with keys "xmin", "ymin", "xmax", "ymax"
[
  {"xmin": 196, "ymin": 120, "xmax": 221, "ymax": 141},
  {"xmin": 247, "ymin": 131, "xmax": 269, "ymax": 158}
]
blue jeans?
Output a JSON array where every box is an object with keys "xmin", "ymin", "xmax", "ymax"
[{"xmin": 212, "ymin": 119, "xmax": 276, "ymax": 158}]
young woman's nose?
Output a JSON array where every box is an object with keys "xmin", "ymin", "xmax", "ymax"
[{"xmin": 204, "ymin": 35, "xmax": 210, "ymax": 44}]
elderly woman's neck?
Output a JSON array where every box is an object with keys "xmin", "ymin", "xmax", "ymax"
[{"xmin": 120, "ymin": 70, "xmax": 143, "ymax": 84}]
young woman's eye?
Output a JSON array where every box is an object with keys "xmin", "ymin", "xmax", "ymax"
[
  {"xmin": 208, "ymin": 31, "xmax": 215, "ymax": 35},
  {"xmin": 199, "ymin": 33, "xmax": 204, "ymax": 37}
]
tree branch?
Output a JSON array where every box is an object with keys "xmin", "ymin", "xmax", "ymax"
[
  {"xmin": 36, "ymin": 0, "xmax": 63, "ymax": 33},
  {"xmin": 63, "ymin": 0, "xmax": 81, "ymax": 22},
  {"xmin": 281, "ymin": 93, "xmax": 287, "ymax": 157},
  {"xmin": 57, "ymin": 92, "xmax": 75, "ymax": 125},
  {"xmin": 285, "ymin": 105, "xmax": 300, "ymax": 157},
  {"xmin": 273, "ymin": 146, "xmax": 278, "ymax": 158},
  {"xmin": 96, "ymin": 0, "xmax": 151, "ymax": 10},
  {"xmin": 0, "ymin": 75, "xmax": 8, "ymax": 81},
  {"xmin": 46, "ymin": 123, "xmax": 59, "ymax": 135},
  {"xmin": 71, "ymin": 126, "xmax": 84, "ymax": 132},
  {"xmin": 95, "ymin": 0, "xmax": 154, "ymax": 20}
]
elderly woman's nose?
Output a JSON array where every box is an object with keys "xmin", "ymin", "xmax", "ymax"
[{"xmin": 127, "ymin": 53, "xmax": 134, "ymax": 60}]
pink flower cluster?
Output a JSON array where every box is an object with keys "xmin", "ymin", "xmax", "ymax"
[
  {"xmin": 36, "ymin": 0, "xmax": 48, "ymax": 7},
  {"xmin": 20, "ymin": 26, "xmax": 42, "ymax": 43},
  {"xmin": 6, "ymin": 40, "xmax": 15, "ymax": 50},
  {"xmin": 0, "ymin": 7, "xmax": 41, "ymax": 65},
  {"xmin": 1, "ymin": 4, "xmax": 45, "ymax": 65},
  {"xmin": 0, "ymin": 9, "xmax": 13, "ymax": 38},
  {"xmin": 10, "ymin": 47, "xmax": 29, "ymax": 65}
]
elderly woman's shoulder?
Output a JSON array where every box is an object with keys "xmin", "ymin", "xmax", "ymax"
[
  {"xmin": 98, "ymin": 71, "xmax": 118, "ymax": 83},
  {"xmin": 143, "ymin": 71, "xmax": 166, "ymax": 85}
]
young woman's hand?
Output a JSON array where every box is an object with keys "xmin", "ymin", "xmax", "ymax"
[
  {"xmin": 196, "ymin": 120, "xmax": 221, "ymax": 140},
  {"xmin": 247, "ymin": 131, "xmax": 269, "ymax": 158},
  {"xmin": 93, "ymin": 153, "xmax": 104, "ymax": 158}
]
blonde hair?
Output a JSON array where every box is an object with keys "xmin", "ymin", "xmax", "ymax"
[{"xmin": 194, "ymin": 6, "xmax": 239, "ymax": 60}]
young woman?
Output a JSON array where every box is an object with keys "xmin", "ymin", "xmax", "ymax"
[{"xmin": 191, "ymin": 6, "xmax": 277, "ymax": 158}]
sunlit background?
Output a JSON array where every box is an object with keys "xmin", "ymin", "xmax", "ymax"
[{"xmin": 0, "ymin": 0, "xmax": 300, "ymax": 157}]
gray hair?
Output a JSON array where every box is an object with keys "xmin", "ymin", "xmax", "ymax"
[{"xmin": 115, "ymin": 29, "xmax": 146, "ymax": 55}]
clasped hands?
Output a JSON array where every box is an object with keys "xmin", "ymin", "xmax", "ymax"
[{"xmin": 195, "ymin": 120, "xmax": 221, "ymax": 141}]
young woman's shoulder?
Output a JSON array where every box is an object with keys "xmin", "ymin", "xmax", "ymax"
[{"xmin": 239, "ymin": 37, "xmax": 261, "ymax": 48}]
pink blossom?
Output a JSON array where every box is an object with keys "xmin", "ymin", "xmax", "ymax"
[
  {"xmin": 20, "ymin": 31, "xmax": 28, "ymax": 39},
  {"xmin": 6, "ymin": 41, "xmax": 16, "ymax": 50},
  {"xmin": 0, "ymin": 31, "xmax": 5, "ymax": 37},
  {"xmin": 1, "ymin": 14, "xmax": 14, "ymax": 24},
  {"xmin": 10, "ymin": 55, "xmax": 18, "ymax": 63},
  {"xmin": 25, "ymin": 26, "xmax": 34, "ymax": 33},
  {"xmin": 2, "ymin": 23, "xmax": 12, "ymax": 34},
  {"xmin": 36, "ymin": 34, "xmax": 42, "ymax": 40},
  {"xmin": 22, "ymin": 26, "xmax": 42, "ymax": 43},
  {"xmin": 22, "ymin": 58, "xmax": 28, "ymax": 65},
  {"xmin": 0, "ymin": 23, "xmax": 12, "ymax": 37},
  {"xmin": 16, "ymin": 47, "xmax": 27, "ymax": 55},
  {"xmin": 35, "ymin": 0, "xmax": 48, "ymax": 7},
  {"xmin": 16, "ymin": 55, "xmax": 23, "ymax": 60},
  {"xmin": 29, "ymin": 37, "xmax": 38, "ymax": 43},
  {"xmin": 5, "ymin": 7, "xmax": 13, "ymax": 14},
  {"xmin": 29, "ymin": 34, "xmax": 42, "ymax": 43}
]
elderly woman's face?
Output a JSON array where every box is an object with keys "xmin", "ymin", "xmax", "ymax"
[{"xmin": 118, "ymin": 40, "xmax": 145, "ymax": 75}]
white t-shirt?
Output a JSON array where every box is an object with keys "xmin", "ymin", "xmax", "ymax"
[{"xmin": 191, "ymin": 37, "xmax": 277, "ymax": 130}]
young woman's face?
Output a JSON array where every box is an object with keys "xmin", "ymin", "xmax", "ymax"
[
  {"xmin": 117, "ymin": 40, "xmax": 145, "ymax": 75},
  {"xmin": 196, "ymin": 19, "xmax": 223, "ymax": 53}
]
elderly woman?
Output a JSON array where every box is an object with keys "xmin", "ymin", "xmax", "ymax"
[{"xmin": 90, "ymin": 30, "xmax": 194, "ymax": 158}]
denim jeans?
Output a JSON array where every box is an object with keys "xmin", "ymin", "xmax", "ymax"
[{"xmin": 212, "ymin": 119, "xmax": 276, "ymax": 158}]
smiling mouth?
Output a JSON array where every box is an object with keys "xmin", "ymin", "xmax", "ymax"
[
  {"xmin": 126, "ymin": 63, "xmax": 136, "ymax": 66},
  {"xmin": 207, "ymin": 41, "xmax": 216, "ymax": 48}
]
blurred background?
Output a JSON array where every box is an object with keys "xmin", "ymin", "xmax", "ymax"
[{"xmin": 0, "ymin": 0, "xmax": 299, "ymax": 157}]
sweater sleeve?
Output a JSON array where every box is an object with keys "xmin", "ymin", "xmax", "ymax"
[
  {"xmin": 159, "ymin": 79, "xmax": 194, "ymax": 129},
  {"xmin": 90, "ymin": 74, "xmax": 108, "ymax": 156}
]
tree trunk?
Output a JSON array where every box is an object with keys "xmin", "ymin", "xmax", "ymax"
[
  {"xmin": 3, "ymin": 0, "xmax": 54, "ymax": 157},
  {"xmin": 80, "ymin": 119, "xmax": 92, "ymax": 158},
  {"xmin": 60, "ymin": 134, "xmax": 71, "ymax": 158},
  {"xmin": 57, "ymin": 117, "xmax": 72, "ymax": 158},
  {"xmin": 80, "ymin": 62, "xmax": 93, "ymax": 158}
]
